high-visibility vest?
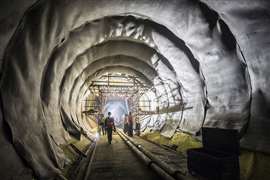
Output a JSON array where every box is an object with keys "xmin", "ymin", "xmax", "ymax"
[
  {"xmin": 101, "ymin": 117, "xmax": 106, "ymax": 124},
  {"xmin": 128, "ymin": 115, "xmax": 133, "ymax": 124},
  {"xmin": 106, "ymin": 117, "xmax": 115, "ymax": 128}
]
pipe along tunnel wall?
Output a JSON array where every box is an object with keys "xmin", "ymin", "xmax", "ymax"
[{"xmin": 0, "ymin": 0, "xmax": 270, "ymax": 179}]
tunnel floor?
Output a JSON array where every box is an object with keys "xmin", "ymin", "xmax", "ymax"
[
  {"xmin": 87, "ymin": 133, "xmax": 163, "ymax": 180},
  {"xmin": 131, "ymin": 136, "xmax": 187, "ymax": 172}
]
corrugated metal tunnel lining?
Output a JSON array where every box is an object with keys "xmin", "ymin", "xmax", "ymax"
[{"xmin": 0, "ymin": 0, "xmax": 270, "ymax": 179}]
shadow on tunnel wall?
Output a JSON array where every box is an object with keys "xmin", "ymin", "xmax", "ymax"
[
  {"xmin": 0, "ymin": 95, "xmax": 34, "ymax": 179},
  {"xmin": 60, "ymin": 107, "xmax": 81, "ymax": 140},
  {"xmin": 241, "ymin": 89, "xmax": 270, "ymax": 152}
]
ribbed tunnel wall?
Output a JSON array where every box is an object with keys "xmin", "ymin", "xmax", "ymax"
[{"xmin": 0, "ymin": 0, "xmax": 270, "ymax": 179}]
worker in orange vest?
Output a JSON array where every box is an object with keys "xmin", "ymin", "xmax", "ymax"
[{"xmin": 104, "ymin": 112, "xmax": 116, "ymax": 144}]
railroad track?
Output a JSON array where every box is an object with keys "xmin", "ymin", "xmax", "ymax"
[
  {"xmin": 117, "ymin": 130, "xmax": 188, "ymax": 180},
  {"xmin": 70, "ymin": 130, "xmax": 194, "ymax": 180}
]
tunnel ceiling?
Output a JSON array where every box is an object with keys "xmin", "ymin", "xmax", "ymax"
[{"xmin": 0, "ymin": 0, "xmax": 270, "ymax": 179}]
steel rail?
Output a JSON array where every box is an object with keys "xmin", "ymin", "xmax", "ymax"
[{"xmin": 117, "ymin": 130, "xmax": 186, "ymax": 180}]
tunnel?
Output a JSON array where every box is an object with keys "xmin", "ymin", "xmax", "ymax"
[{"xmin": 0, "ymin": 0, "xmax": 270, "ymax": 179}]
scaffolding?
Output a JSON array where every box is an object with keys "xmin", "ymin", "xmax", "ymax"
[
  {"xmin": 82, "ymin": 73, "xmax": 151, "ymax": 116},
  {"xmin": 82, "ymin": 73, "xmax": 185, "ymax": 120}
]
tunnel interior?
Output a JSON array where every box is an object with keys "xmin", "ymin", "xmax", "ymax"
[{"xmin": 0, "ymin": 0, "xmax": 270, "ymax": 179}]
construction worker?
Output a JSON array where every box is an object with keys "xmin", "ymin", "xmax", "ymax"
[
  {"xmin": 127, "ymin": 112, "xmax": 133, "ymax": 137},
  {"xmin": 98, "ymin": 114, "xmax": 106, "ymax": 135},
  {"xmin": 100, "ymin": 114, "xmax": 106, "ymax": 135},
  {"xmin": 105, "ymin": 112, "xmax": 116, "ymax": 144},
  {"xmin": 135, "ymin": 117, "xmax": 141, "ymax": 136},
  {"xmin": 97, "ymin": 114, "xmax": 102, "ymax": 135},
  {"xmin": 123, "ymin": 114, "xmax": 128, "ymax": 134}
]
